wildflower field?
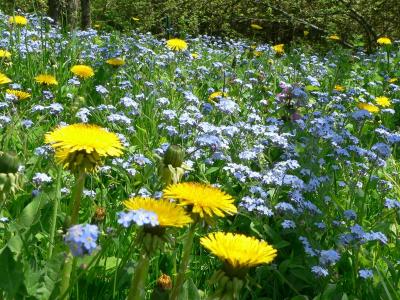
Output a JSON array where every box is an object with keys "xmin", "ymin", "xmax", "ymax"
[{"xmin": 1, "ymin": 11, "xmax": 400, "ymax": 300}]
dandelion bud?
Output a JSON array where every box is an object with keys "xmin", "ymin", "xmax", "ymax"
[
  {"xmin": 231, "ymin": 56, "xmax": 237, "ymax": 68},
  {"xmin": 163, "ymin": 145, "xmax": 184, "ymax": 168},
  {"xmin": 157, "ymin": 274, "xmax": 172, "ymax": 290},
  {"xmin": 93, "ymin": 206, "xmax": 106, "ymax": 223},
  {"xmin": 0, "ymin": 151, "xmax": 21, "ymax": 201},
  {"xmin": 150, "ymin": 274, "xmax": 172, "ymax": 300},
  {"xmin": 0, "ymin": 151, "xmax": 20, "ymax": 174},
  {"xmin": 160, "ymin": 145, "xmax": 186, "ymax": 185}
]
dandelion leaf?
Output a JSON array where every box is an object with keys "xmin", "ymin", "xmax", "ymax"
[{"xmin": 0, "ymin": 246, "xmax": 24, "ymax": 297}]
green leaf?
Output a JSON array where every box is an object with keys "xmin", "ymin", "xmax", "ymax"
[
  {"xmin": 305, "ymin": 85, "xmax": 320, "ymax": 91},
  {"xmin": 290, "ymin": 268, "xmax": 312, "ymax": 285},
  {"xmin": 205, "ymin": 166, "xmax": 220, "ymax": 175},
  {"xmin": 99, "ymin": 256, "xmax": 119, "ymax": 271},
  {"xmin": 279, "ymin": 259, "xmax": 292, "ymax": 273},
  {"xmin": 320, "ymin": 284, "xmax": 338, "ymax": 300},
  {"xmin": 7, "ymin": 234, "xmax": 23, "ymax": 255},
  {"xmin": 250, "ymin": 222, "xmax": 262, "ymax": 238},
  {"xmin": 182, "ymin": 278, "xmax": 201, "ymax": 300},
  {"xmin": 34, "ymin": 252, "xmax": 64, "ymax": 300},
  {"xmin": 0, "ymin": 246, "xmax": 24, "ymax": 297},
  {"xmin": 274, "ymin": 240, "xmax": 290, "ymax": 249},
  {"xmin": 18, "ymin": 193, "xmax": 47, "ymax": 228},
  {"xmin": 291, "ymin": 296, "xmax": 309, "ymax": 300},
  {"xmin": 24, "ymin": 269, "xmax": 41, "ymax": 297}
]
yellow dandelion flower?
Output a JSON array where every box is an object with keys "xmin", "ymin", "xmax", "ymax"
[
  {"xmin": 6, "ymin": 89, "xmax": 31, "ymax": 100},
  {"xmin": 357, "ymin": 102, "xmax": 379, "ymax": 113},
  {"xmin": 35, "ymin": 74, "xmax": 58, "ymax": 85},
  {"xmin": 208, "ymin": 91, "xmax": 228, "ymax": 103},
  {"xmin": 166, "ymin": 38, "xmax": 188, "ymax": 51},
  {"xmin": 106, "ymin": 57, "xmax": 125, "ymax": 66},
  {"xmin": 45, "ymin": 123, "xmax": 123, "ymax": 172},
  {"xmin": 163, "ymin": 182, "xmax": 237, "ymax": 218},
  {"xmin": 334, "ymin": 85, "xmax": 345, "ymax": 92},
  {"xmin": 273, "ymin": 44, "xmax": 285, "ymax": 55},
  {"xmin": 123, "ymin": 197, "xmax": 193, "ymax": 227},
  {"xmin": 253, "ymin": 50, "xmax": 263, "ymax": 57},
  {"xmin": 328, "ymin": 34, "xmax": 340, "ymax": 41},
  {"xmin": 250, "ymin": 24, "xmax": 263, "ymax": 30},
  {"xmin": 0, "ymin": 73, "xmax": 12, "ymax": 85},
  {"xmin": 375, "ymin": 96, "xmax": 391, "ymax": 107},
  {"xmin": 0, "ymin": 50, "xmax": 11, "ymax": 59},
  {"xmin": 9, "ymin": 16, "xmax": 28, "ymax": 26},
  {"xmin": 377, "ymin": 37, "xmax": 391, "ymax": 45},
  {"xmin": 71, "ymin": 65, "xmax": 94, "ymax": 79},
  {"xmin": 200, "ymin": 232, "xmax": 277, "ymax": 269}
]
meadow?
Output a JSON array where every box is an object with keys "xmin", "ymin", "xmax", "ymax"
[{"xmin": 0, "ymin": 11, "xmax": 400, "ymax": 300}]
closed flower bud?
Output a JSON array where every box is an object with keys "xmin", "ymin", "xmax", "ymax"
[
  {"xmin": 157, "ymin": 274, "xmax": 172, "ymax": 290},
  {"xmin": 0, "ymin": 152, "xmax": 21, "ymax": 201},
  {"xmin": 93, "ymin": 206, "xmax": 106, "ymax": 223},
  {"xmin": 0, "ymin": 151, "xmax": 20, "ymax": 174},
  {"xmin": 163, "ymin": 145, "xmax": 184, "ymax": 168},
  {"xmin": 150, "ymin": 274, "xmax": 172, "ymax": 300}
]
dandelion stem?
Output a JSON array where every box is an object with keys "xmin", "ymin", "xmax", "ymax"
[
  {"xmin": 170, "ymin": 221, "xmax": 197, "ymax": 300},
  {"xmin": 59, "ymin": 252, "xmax": 74, "ymax": 299},
  {"xmin": 48, "ymin": 167, "xmax": 62, "ymax": 259},
  {"xmin": 386, "ymin": 49, "xmax": 390, "ymax": 71},
  {"xmin": 59, "ymin": 168, "xmax": 86, "ymax": 298},
  {"xmin": 127, "ymin": 247, "xmax": 151, "ymax": 300},
  {"xmin": 70, "ymin": 169, "xmax": 86, "ymax": 225}
]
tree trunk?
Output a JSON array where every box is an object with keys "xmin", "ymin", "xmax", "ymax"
[
  {"xmin": 64, "ymin": 0, "xmax": 79, "ymax": 29},
  {"xmin": 48, "ymin": 0, "xmax": 60, "ymax": 23},
  {"xmin": 81, "ymin": 0, "xmax": 91, "ymax": 29}
]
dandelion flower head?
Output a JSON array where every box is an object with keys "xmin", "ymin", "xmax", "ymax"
[
  {"xmin": 45, "ymin": 123, "xmax": 123, "ymax": 172},
  {"xmin": 35, "ymin": 74, "xmax": 58, "ymax": 85},
  {"xmin": 71, "ymin": 65, "xmax": 94, "ymax": 79},
  {"xmin": 273, "ymin": 44, "xmax": 285, "ymax": 55},
  {"xmin": 377, "ymin": 37, "xmax": 392, "ymax": 45},
  {"xmin": 123, "ymin": 197, "xmax": 193, "ymax": 227},
  {"xmin": 200, "ymin": 232, "xmax": 277, "ymax": 270},
  {"xmin": 208, "ymin": 91, "xmax": 228, "ymax": 103},
  {"xmin": 0, "ymin": 50, "xmax": 11, "ymax": 59},
  {"xmin": 357, "ymin": 102, "xmax": 380, "ymax": 113},
  {"xmin": 328, "ymin": 34, "xmax": 340, "ymax": 41},
  {"xmin": 334, "ymin": 85, "xmax": 345, "ymax": 92},
  {"xmin": 166, "ymin": 38, "xmax": 188, "ymax": 51},
  {"xmin": 163, "ymin": 182, "xmax": 237, "ymax": 219},
  {"xmin": 9, "ymin": 16, "xmax": 28, "ymax": 26},
  {"xmin": 106, "ymin": 57, "xmax": 125, "ymax": 66},
  {"xmin": 6, "ymin": 89, "xmax": 31, "ymax": 100},
  {"xmin": 0, "ymin": 73, "xmax": 12, "ymax": 85},
  {"xmin": 375, "ymin": 96, "xmax": 391, "ymax": 107}
]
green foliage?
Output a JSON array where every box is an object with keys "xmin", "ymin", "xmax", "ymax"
[
  {"xmin": 1, "ymin": 0, "xmax": 399, "ymax": 44},
  {"xmin": 0, "ymin": 247, "xmax": 24, "ymax": 298},
  {"xmin": 0, "ymin": 8, "xmax": 400, "ymax": 300}
]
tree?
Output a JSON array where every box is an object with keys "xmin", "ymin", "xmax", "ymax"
[
  {"xmin": 80, "ymin": 0, "xmax": 91, "ymax": 29},
  {"xmin": 48, "ymin": 0, "xmax": 59, "ymax": 23},
  {"xmin": 65, "ymin": 0, "xmax": 79, "ymax": 29}
]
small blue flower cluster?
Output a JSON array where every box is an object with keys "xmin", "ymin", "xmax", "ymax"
[
  {"xmin": 117, "ymin": 209, "xmax": 159, "ymax": 228},
  {"xmin": 64, "ymin": 224, "xmax": 100, "ymax": 257}
]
